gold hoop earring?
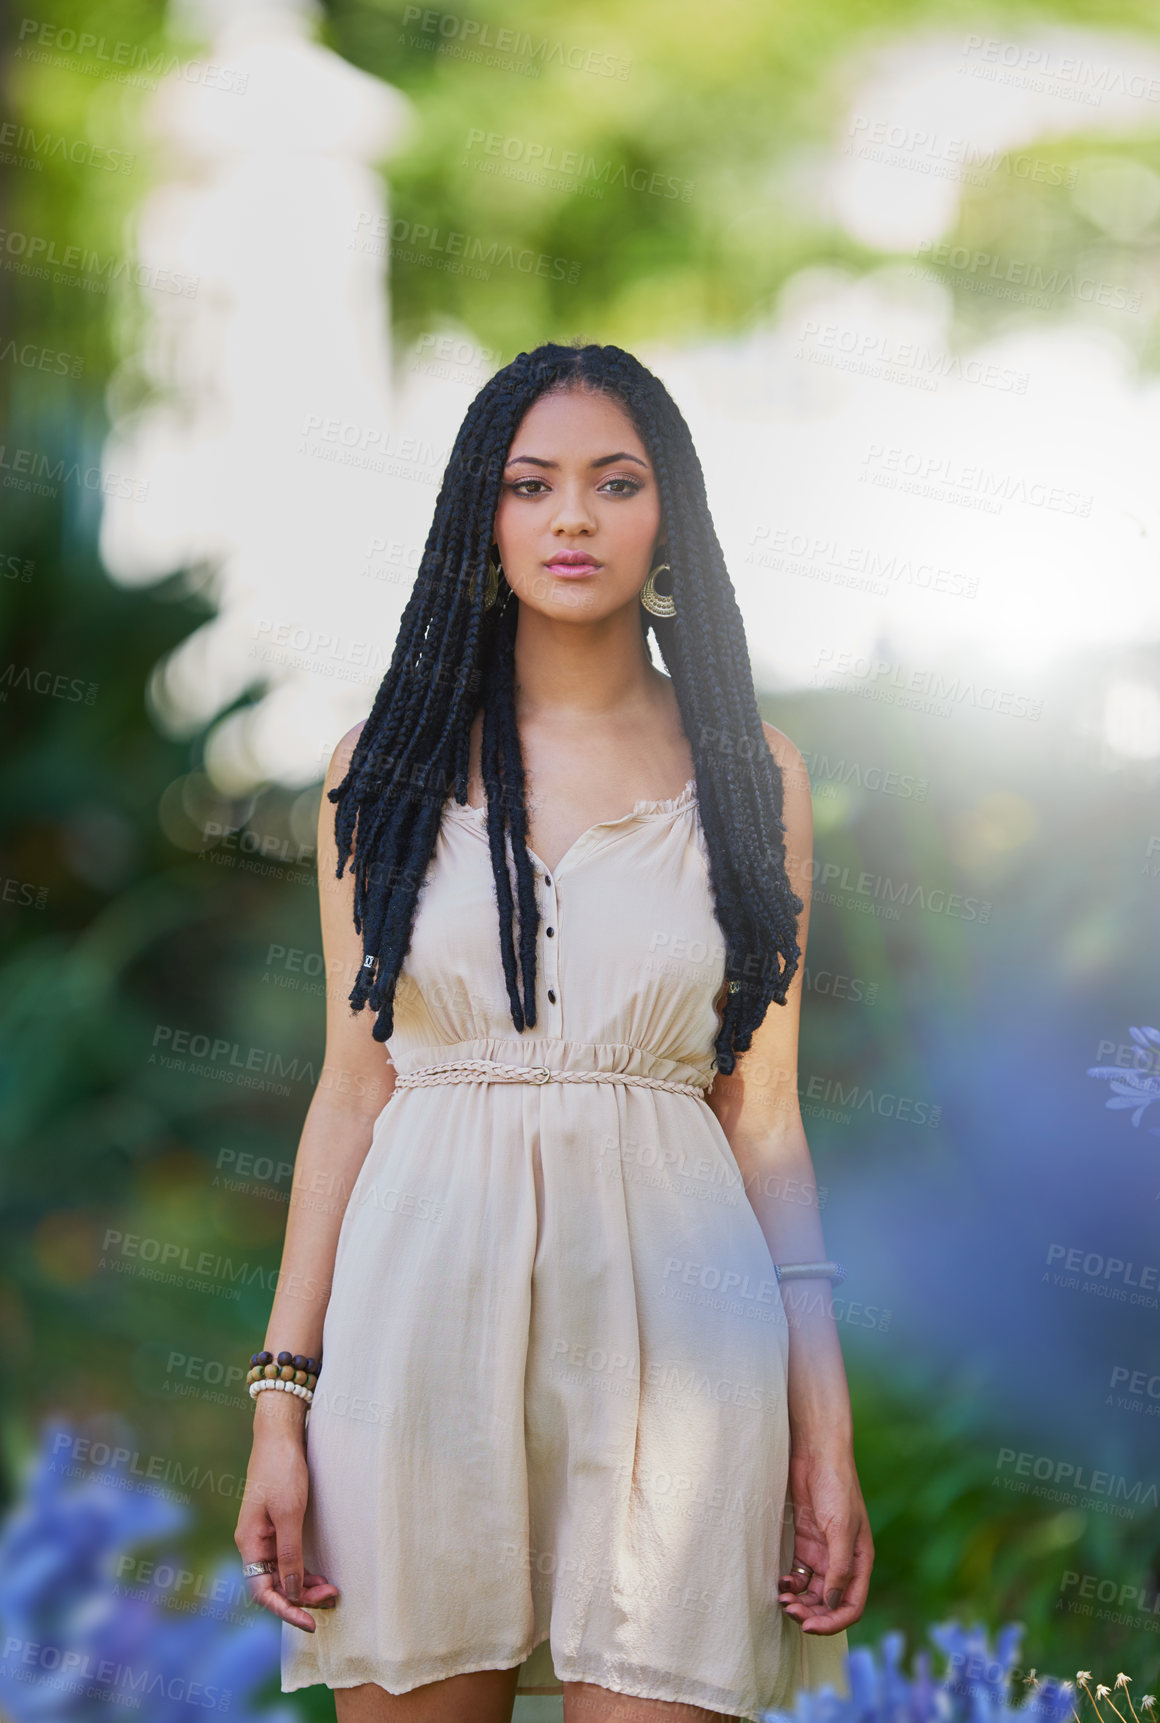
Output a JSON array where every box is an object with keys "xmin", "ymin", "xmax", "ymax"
[
  {"xmin": 640, "ymin": 555, "xmax": 676, "ymax": 618},
  {"xmin": 480, "ymin": 547, "xmax": 502, "ymax": 609}
]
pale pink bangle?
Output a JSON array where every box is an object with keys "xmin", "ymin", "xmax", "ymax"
[{"xmin": 774, "ymin": 1260, "xmax": 847, "ymax": 1285}]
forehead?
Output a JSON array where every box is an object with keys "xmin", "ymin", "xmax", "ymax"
[{"xmin": 507, "ymin": 386, "xmax": 648, "ymax": 459}]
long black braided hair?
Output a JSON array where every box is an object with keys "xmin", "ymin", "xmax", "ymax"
[{"xmin": 330, "ymin": 342, "xmax": 803, "ymax": 1077}]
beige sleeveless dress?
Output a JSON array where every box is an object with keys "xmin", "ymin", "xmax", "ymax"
[{"xmin": 282, "ymin": 777, "xmax": 850, "ymax": 1719}]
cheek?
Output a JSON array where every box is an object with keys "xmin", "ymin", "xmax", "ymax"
[
  {"xmin": 493, "ymin": 495, "xmax": 535, "ymax": 557},
  {"xmin": 618, "ymin": 498, "xmax": 662, "ymax": 552}
]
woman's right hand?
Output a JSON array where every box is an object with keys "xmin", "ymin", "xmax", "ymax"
[{"xmin": 235, "ymin": 1404, "xmax": 340, "ymax": 1631}]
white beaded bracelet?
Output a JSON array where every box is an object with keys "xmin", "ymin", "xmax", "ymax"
[{"xmin": 249, "ymin": 1378, "xmax": 314, "ymax": 1405}]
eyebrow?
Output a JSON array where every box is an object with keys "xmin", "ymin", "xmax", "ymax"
[{"xmin": 504, "ymin": 451, "xmax": 649, "ymax": 470}]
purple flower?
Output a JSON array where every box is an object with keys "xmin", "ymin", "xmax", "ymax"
[
  {"xmin": 0, "ymin": 1421, "xmax": 291, "ymax": 1721},
  {"xmin": 1087, "ymin": 1025, "xmax": 1160, "ymax": 1133},
  {"xmin": 760, "ymin": 1619, "xmax": 1075, "ymax": 1723}
]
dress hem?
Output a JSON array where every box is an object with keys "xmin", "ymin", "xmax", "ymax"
[
  {"xmin": 282, "ymin": 1632, "xmax": 774, "ymax": 1720},
  {"xmin": 281, "ymin": 1631, "xmax": 554, "ymax": 1697}
]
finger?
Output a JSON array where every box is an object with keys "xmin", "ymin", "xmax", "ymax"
[
  {"xmin": 247, "ymin": 1575, "xmax": 319, "ymax": 1632},
  {"xmin": 800, "ymin": 1598, "xmax": 864, "ymax": 1633},
  {"xmin": 300, "ymin": 1572, "xmax": 341, "ymax": 1608},
  {"xmin": 799, "ymin": 1539, "xmax": 874, "ymax": 1632},
  {"xmin": 817, "ymin": 1532, "xmax": 873, "ymax": 1620},
  {"xmin": 818, "ymin": 1530, "xmax": 856, "ymax": 1613},
  {"xmin": 274, "ymin": 1517, "xmax": 305, "ymax": 1605}
]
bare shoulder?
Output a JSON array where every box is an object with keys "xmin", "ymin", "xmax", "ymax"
[
  {"xmin": 761, "ymin": 719, "xmax": 809, "ymax": 795},
  {"xmin": 325, "ymin": 719, "xmax": 367, "ymax": 790}
]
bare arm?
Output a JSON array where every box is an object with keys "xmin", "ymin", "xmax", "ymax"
[
  {"xmin": 705, "ymin": 720, "xmax": 872, "ymax": 1632},
  {"xmin": 236, "ymin": 718, "xmax": 397, "ymax": 1625}
]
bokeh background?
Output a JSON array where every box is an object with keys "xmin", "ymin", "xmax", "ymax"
[{"xmin": 3, "ymin": 0, "xmax": 1160, "ymax": 1714}]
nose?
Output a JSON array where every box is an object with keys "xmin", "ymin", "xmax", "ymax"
[{"xmin": 549, "ymin": 480, "xmax": 596, "ymax": 537}]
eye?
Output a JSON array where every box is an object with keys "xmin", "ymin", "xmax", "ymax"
[
  {"xmin": 599, "ymin": 476, "xmax": 644, "ymax": 496},
  {"xmin": 507, "ymin": 477, "xmax": 550, "ymax": 496}
]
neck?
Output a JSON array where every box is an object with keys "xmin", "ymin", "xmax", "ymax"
[{"xmin": 510, "ymin": 601, "xmax": 664, "ymax": 720}]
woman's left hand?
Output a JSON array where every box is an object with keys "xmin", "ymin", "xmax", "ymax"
[{"xmin": 776, "ymin": 1443, "xmax": 874, "ymax": 1634}]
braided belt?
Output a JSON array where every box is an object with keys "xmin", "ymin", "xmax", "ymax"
[{"xmin": 393, "ymin": 1058, "xmax": 708, "ymax": 1097}]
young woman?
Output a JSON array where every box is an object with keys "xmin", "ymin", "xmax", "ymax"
[{"xmin": 235, "ymin": 342, "xmax": 873, "ymax": 1723}]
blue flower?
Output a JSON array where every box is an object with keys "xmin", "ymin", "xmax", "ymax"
[
  {"xmin": 760, "ymin": 1619, "xmax": 1076, "ymax": 1723},
  {"xmin": 1087, "ymin": 1026, "xmax": 1160, "ymax": 1132},
  {"xmin": 0, "ymin": 1420, "xmax": 292, "ymax": 1721}
]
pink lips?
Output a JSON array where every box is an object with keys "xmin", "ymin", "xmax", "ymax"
[{"xmin": 545, "ymin": 552, "xmax": 601, "ymax": 577}]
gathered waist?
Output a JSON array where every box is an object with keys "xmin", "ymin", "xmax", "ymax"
[
  {"xmin": 389, "ymin": 1039, "xmax": 713, "ymax": 1097},
  {"xmin": 394, "ymin": 1059, "xmax": 708, "ymax": 1097}
]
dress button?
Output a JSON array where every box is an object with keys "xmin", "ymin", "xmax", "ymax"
[
  {"xmin": 547, "ymin": 989, "xmax": 557, "ymax": 1004},
  {"xmin": 546, "ymin": 927, "xmax": 555, "ymax": 937},
  {"xmin": 545, "ymin": 876, "xmax": 552, "ymax": 887}
]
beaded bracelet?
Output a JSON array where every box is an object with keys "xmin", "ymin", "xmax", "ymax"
[
  {"xmin": 250, "ymin": 1378, "xmax": 314, "ymax": 1405},
  {"xmin": 245, "ymin": 1350, "xmax": 320, "ymax": 1401}
]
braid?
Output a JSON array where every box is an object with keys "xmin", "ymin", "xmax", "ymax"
[{"xmin": 331, "ymin": 342, "xmax": 803, "ymax": 1074}]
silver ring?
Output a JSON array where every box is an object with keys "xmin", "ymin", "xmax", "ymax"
[
  {"xmin": 242, "ymin": 1559, "xmax": 278, "ymax": 1578},
  {"xmin": 790, "ymin": 1562, "xmax": 814, "ymax": 1580}
]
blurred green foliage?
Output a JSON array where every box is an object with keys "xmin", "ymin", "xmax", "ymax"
[{"xmin": 322, "ymin": 0, "xmax": 1160, "ymax": 361}]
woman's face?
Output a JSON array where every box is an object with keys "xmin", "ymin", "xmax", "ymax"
[{"xmin": 492, "ymin": 384, "xmax": 663, "ymax": 621}]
